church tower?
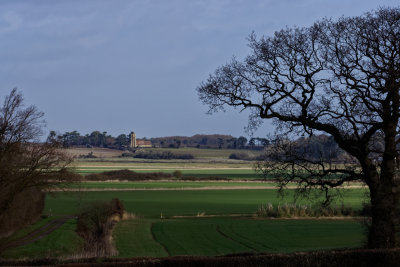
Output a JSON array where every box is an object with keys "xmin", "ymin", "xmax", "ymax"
[{"xmin": 130, "ymin": 132, "xmax": 137, "ymax": 148}]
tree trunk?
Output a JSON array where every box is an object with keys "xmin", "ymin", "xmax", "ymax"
[{"xmin": 368, "ymin": 183, "xmax": 399, "ymax": 248}]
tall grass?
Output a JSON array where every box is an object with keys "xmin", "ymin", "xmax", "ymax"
[{"xmin": 256, "ymin": 203, "xmax": 357, "ymax": 218}]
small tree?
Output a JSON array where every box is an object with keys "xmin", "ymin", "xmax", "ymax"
[
  {"xmin": 237, "ymin": 136, "xmax": 248, "ymax": 149},
  {"xmin": 0, "ymin": 89, "xmax": 74, "ymax": 235},
  {"xmin": 198, "ymin": 8, "xmax": 400, "ymax": 248}
]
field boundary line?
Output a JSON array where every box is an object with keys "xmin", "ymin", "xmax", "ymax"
[{"xmin": 150, "ymin": 223, "xmax": 170, "ymax": 256}]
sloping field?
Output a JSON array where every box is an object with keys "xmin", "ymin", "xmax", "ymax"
[
  {"xmin": 114, "ymin": 218, "xmax": 364, "ymax": 257},
  {"xmin": 3, "ymin": 187, "xmax": 368, "ymax": 259},
  {"xmin": 0, "ymin": 218, "xmax": 82, "ymax": 259}
]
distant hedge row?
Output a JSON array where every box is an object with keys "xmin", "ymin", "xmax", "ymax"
[
  {"xmin": 121, "ymin": 151, "xmax": 194, "ymax": 160},
  {"xmin": 84, "ymin": 169, "xmax": 173, "ymax": 181},
  {"xmin": 83, "ymin": 169, "xmax": 237, "ymax": 181}
]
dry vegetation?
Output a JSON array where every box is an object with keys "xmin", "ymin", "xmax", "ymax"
[{"xmin": 64, "ymin": 147, "xmax": 125, "ymax": 158}]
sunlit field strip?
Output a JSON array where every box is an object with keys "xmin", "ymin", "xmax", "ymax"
[{"xmin": 45, "ymin": 189, "xmax": 367, "ymax": 217}]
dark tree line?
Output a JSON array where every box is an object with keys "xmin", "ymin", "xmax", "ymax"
[
  {"xmin": 150, "ymin": 134, "xmax": 269, "ymax": 149},
  {"xmin": 56, "ymin": 131, "xmax": 132, "ymax": 150},
  {"xmin": 198, "ymin": 8, "xmax": 400, "ymax": 248},
  {"xmin": 57, "ymin": 132, "xmax": 272, "ymax": 150}
]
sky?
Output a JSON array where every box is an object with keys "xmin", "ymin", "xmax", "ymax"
[{"xmin": 0, "ymin": 0, "xmax": 399, "ymax": 139}]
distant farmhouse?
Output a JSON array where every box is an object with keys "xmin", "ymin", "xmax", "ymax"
[{"xmin": 130, "ymin": 132, "xmax": 152, "ymax": 148}]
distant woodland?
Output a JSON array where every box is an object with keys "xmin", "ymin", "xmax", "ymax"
[
  {"xmin": 54, "ymin": 131, "xmax": 268, "ymax": 150},
  {"xmin": 55, "ymin": 131, "xmax": 350, "ymax": 162}
]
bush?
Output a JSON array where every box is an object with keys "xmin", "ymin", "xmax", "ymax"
[
  {"xmin": 79, "ymin": 152, "xmax": 97, "ymax": 159},
  {"xmin": 229, "ymin": 152, "xmax": 251, "ymax": 160},
  {"xmin": 120, "ymin": 152, "xmax": 135, "ymax": 157},
  {"xmin": 76, "ymin": 198, "xmax": 124, "ymax": 256},
  {"xmin": 229, "ymin": 153, "xmax": 265, "ymax": 161},
  {"xmin": 173, "ymin": 170, "xmax": 183, "ymax": 179}
]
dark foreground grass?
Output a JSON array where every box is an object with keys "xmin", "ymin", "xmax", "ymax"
[
  {"xmin": 3, "ymin": 248, "xmax": 400, "ymax": 267},
  {"xmin": 45, "ymin": 189, "xmax": 367, "ymax": 217},
  {"xmin": 0, "ymin": 219, "xmax": 83, "ymax": 259},
  {"xmin": 113, "ymin": 217, "xmax": 364, "ymax": 257}
]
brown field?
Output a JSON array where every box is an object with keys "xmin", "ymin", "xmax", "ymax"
[{"xmin": 64, "ymin": 147, "xmax": 124, "ymax": 158}]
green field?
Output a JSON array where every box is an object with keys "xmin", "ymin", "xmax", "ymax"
[
  {"xmin": 114, "ymin": 217, "xmax": 365, "ymax": 257},
  {"xmin": 1, "ymin": 186, "xmax": 369, "ymax": 259},
  {"xmin": 45, "ymin": 189, "xmax": 367, "ymax": 218},
  {"xmin": 1, "ymin": 218, "xmax": 82, "ymax": 259},
  {"xmin": 2, "ymin": 148, "xmax": 371, "ymax": 259}
]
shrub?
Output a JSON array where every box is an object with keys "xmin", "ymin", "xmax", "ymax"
[
  {"xmin": 173, "ymin": 170, "xmax": 183, "ymax": 179},
  {"xmin": 229, "ymin": 153, "xmax": 265, "ymax": 161},
  {"xmin": 120, "ymin": 152, "xmax": 135, "ymax": 157},
  {"xmin": 79, "ymin": 152, "xmax": 97, "ymax": 159},
  {"xmin": 229, "ymin": 153, "xmax": 251, "ymax": 160},
  {"xmin": 76, "ymin": 198, "xmax": 124, "ymax": 256}
]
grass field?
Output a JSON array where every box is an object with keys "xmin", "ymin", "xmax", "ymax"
[
  {"xmin": 114, "ymin": 217, "xmax": 365, "ymax": 257},
  {"xmin": 3, "ymin": 148, "xmax": 371, "ymax": 259},
  {"xmin": 1, "ymin": 186, "xmax": 368, "ymax": 259},
  {"xmin": 45, "ymin": 189, "xmax": 367, "ymax": 218},
  {"xmin": 1, "ymin": 218, "xmax": 82, "ymax": 259}
]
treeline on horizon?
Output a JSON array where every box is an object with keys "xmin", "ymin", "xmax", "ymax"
[
  {"xmin": 53, "ymin": 130, "xmax": 349, "ymax": 162},
  {"xmin": 52, "ymin": 131, "xmax": 269, "ymax": 150}
]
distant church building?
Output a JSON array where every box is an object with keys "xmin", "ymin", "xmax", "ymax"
[{"xmin": 130, "ymin": 132, "xmax": 152, "ymax": 148}]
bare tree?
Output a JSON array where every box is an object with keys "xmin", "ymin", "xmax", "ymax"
[
  {"xmin": 197, "ymin": 7, "xmax": 400, "ymax": 248},
  {"xmin": 0, "ymin": 89, "xmax": 74, "ymax": 235}
]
